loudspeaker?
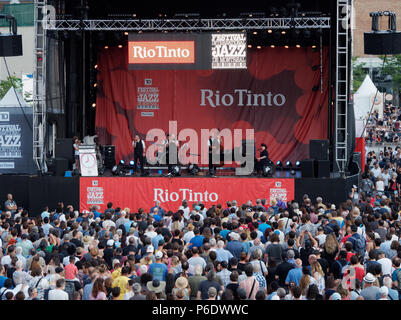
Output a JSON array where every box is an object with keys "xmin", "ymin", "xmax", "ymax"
[
  {"xmin": 309, "ymin": 139, "xmax": 329, "ymax": 161},
  {"xmin": 0, "ymin": 34, "xmax": 22, "ymax": 57},
  {"xmin": 55, "ymin": 138, "xmax": 74, "ymax": 163},
  {"xmin": 301, "ymin": 159, "xmax": 315, "ymax": 178},
  {"xmin": 103, "ymin": 145, "xmax": 116, "ymax": 169},
  {"xmin": 349, "ymin": 152, "xmax": 362, "ymax": 175},
  {"xmin": 54, "ymin": 158, "xmax": 68, "ymax": 176},
  {"xmin": 315, "ymin": 160, "xmax": 330, "ymax": 178},
  {"xmin": 364, "ymin": 31, "xmax": 401, "ymax": 55}
]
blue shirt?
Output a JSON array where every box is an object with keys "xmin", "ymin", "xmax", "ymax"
[
  {"xmin": 225, "ymin": 240, "xmax": 244, "ymax": 259},
  {"xmin": 0, "ymin": 275, "xmax": 7, "ymax": 288},
  {"xmin": 189, "ymin": 235, "xmax": 204, "ymax": 249},
  {"xmin": 285, "ymin": 267, "xmax": 303, "ymax": 286},
  {"xmin": 148, "ymin": 262, "xmax": 168, "ymax": 281},
  {"xmin": 258, "ymin": 223, "xmax": 271, "ymax": 236},
  {"xmin": 94, "ymin": 211, "xmax": 101, "ymax": 218},
  {"xmin": 82, "ymin": 282, "xmax": 94, "ymax": 300},
  {"xmin": 241, "ymin": 241, "xmax": 251, "ymax": 254},
  {"xmin": 220, "ymin": 229, "xmax": 230, "ymax": 240},
  {"xmin": 152, "ymin": 234, "xmax": 164, "ymax": 249},
  {"xmin": 215, "ymin": 247, "xmax": 234, "ymax": 263}
]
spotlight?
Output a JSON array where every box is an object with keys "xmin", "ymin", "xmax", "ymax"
[
  {"xmin": 312, "ymin": 45, "xmax": 317, "ymax": 49},
  {"xmin": 119, "ymin": 160, "xmax": 125, "ymax": 165},
  {"xmin": 270, "ymin": 45, "xmax": 275, "ymax": 48},
  {"xmin": 296, "ymin": 44, "xmax": 301, "ymax": 48},
  {"xmin": 104, "ymin": 45, "xmax": 109, "ymax": 49},
  {"xmin": 111, "ymin": 165, "xmax": 118, "ymax": 175},
  {"xmin": 262, "ymin": 165, "xmax": 271, "ymax": 177},
  {"xmin": 129, "ymin": 160, "xmax": 135, "ymax": 166},
  {"xmin": 171, "ymin": 165, "xmax": 181, "ymax": 176},
  {"xmin": 253, "ymin": 31, "xmax": 258, "ymax": 35},
  {"xmin": 94, "ymin": 64, "xmax": 98, "ymax": 69},
  {"xmin": 257, "ymin": 46, "xmax": 261, "ymax": 49},
  {"xmin": 267, "ymin": 29, "xmax": 273, "ymax": 33},
  {"xmin": 290, "ymin": 169, "xmax": 296, "ymax": 175},
  {"xmin": 248, "ymin": 44, "xmax": 252, "ymax": 48},
  {"xmin": 124, "ymin": 32, "xmax": 129, "ymax": 35},
  {"xmin": 276, "ymin": 161, "xmax": 283, "ymax": 169},
  {"xmin": 281, "ymin": 30, "xmax": 286, "ymax": 35},
  {"xmin": 188, "ymin": 163, "xmax": 199, "ymax": 175},
  {"xmin": 93, "ymin": 83, "xmax": 98, "ymax": 87},
  {"xmin": 296, "ymin": 161, "xmax": 301, "ymax": 168},
  {"xmin": 285, "ymin": 161, "xmax": 292, "ymax": 168},
  {"xmin": 91, "ymin": 103, "xmax": 96, "ymax": 108},
  {"xmin": 284, "ymin": 45, "xmax": 289, "ymax": 49},
  {"xmin": 118, "ymin": 45, "xmax": 123, "ymax": 48}
]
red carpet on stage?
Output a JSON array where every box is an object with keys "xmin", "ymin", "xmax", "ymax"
[
  {"xmin": 80, "ymin": 177, "xmax": 295, "ymax": 212},
  {"xmin": 95, "ymin": 46, "xmax": 329, "ymax": 164}
]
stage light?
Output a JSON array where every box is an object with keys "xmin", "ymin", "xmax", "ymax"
[
  {"xmin": 281, "ymin": 30, "xmax": 286, "ymax": 35},
  {"xmin": 119, "ymin": 160, "xmax": 125, "ymax": 165},
  {"xmin": 129, "ymin": 160, "xmax": 135, "ymax": 166},
  {"xmin": 248, "ymin": 44, "xmax": 252, "ymax": 48},
  {"xmin": 188, "ymin": 163, "xmax": 199, "ymax": 175},
  {"xmin": 118, "ymin": 45, "xmax": 123, "ymax": 48},
  {"xmin": 124, "ymin": 32, "xmax": 129, "ymax": 36},
  {"xmin": 253, "ymin": 31, "xmax": 258, "ymax": 35},
  {"xmin": 296, "ymin": 44, "xmax": 301, "ymax": 48},
  {"xmin": 284, "ymin": 45, "xmax": 289, "ymax": 49},
  {"xmin": 290, "ymin": 169, "xmax": 296, "ymax": 175},
  {"xmin": 93, "ymin": 83, "xmax": 98, "ymax": 87},
  {"xmin": 91, "ymin": 103, "xmax": 96, "ymax": 108},
  {"xmin": 257, "ymin": 46, "xmax": 261, "ymax": 49},
  {"xmin": 171, "ymin": 165, "xmax": 181, "ymax": 176},
  {"xmin": 296, "ymin": 161, "xmax": 301, "ymax": 168},
  {"xmin": 104, "ymin": 46, "xmax": 109, "ymax": 49},
  {"xmin": 270, "ymin": 45, "xmax": 275, "ymax": 48},
  {"xmin": 286, "ymin": 161, "xmax": 292, "ymax": 167},
  {"xmin": 94, "ymin": 64, "xmax": 98, "ymax": 69},
  {"xmin": 312, "ymin": 45, "xmax": 317, "ymax": 49},
  {"xmin": 112, "ymin": 165, "xmax": 118, "ymax": 175},
  {"xmin": 267, "ymin": 29, "xmax": 273, "ymax": 33},
  {"xmin": 276, "ymin": 161, "xmax": 282, "ymax": 168}
]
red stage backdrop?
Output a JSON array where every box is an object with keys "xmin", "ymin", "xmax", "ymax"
[
  {"xmin": 95, "ymin": 46, "xmax": 329, "ymax": 164},
  {"xmin": 80, "ymin": 177, "xmax": 295, "ymax": 212}
]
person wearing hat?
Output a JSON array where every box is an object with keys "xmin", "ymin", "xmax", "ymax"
[
  {"xmin": 360, "ymin": 273, "xmax": 380, "ymax": 300},
  {"xmin": 147, "ymin": 279, "xmax": 166, "ymax": 296},
  {"xmin": 148, "ymin": 251, "xmax": 168, "ymax": 282},
  {"xmin": 173, "ymin": 276, "xmax": 190, "ymax": 300},
  {"xmin": 349, "ymin": 185, "xmax": 360, "ymax": 205},
  {"xmin": 130, "ymin": 282, "xmax": 146, "ymax": 300}
]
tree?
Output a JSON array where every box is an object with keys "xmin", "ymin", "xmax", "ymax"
[
  {"xmin": 381, "ymin": 54, "xmax": 401, "ymax": 102},
  {"xmin": 352, "ymin": 57, "xmax": 368, "ymax": 92},
  {"xmin": 0, "ymin": 76, "xmax": 23, "ymax": 100}
]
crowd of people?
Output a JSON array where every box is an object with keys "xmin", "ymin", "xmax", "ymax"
[
  {"xmin": 366, "ymin": 103, "xmax": 401, "ymax": 144},
  {"xmin": 1, "ymin": 186, "xmax": 401, "ymax": 302}
]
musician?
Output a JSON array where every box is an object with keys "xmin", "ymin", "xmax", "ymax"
[
  {"xmin": 73, "ymin": 136, "xmax": 81, "ymax": 171},
  {"xmin": 132, "ymin": 134, "xmax": 146, "ymax": 175},
  {"xmin": 208, "ymin": 131, "xmax": 220, "ymax": 176},
  {"xmin": 164, "ymin": 134, "xmax": 179, "ymax": 176},
  {"xmin": 255, "ymin": 143, "xmax": 269, "ymax": 175}
]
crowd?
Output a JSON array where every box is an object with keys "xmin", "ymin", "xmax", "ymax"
[
  {"xmin": 366, "ymin": 104, "xmax": 401, "ymax": 144},
  {"xmin": 0, "ymin": 186, "xmax": 401, "ymax": 301}
]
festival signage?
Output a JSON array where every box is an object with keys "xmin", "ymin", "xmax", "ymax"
[
  {"xmin": 80, "ymin": 177, "xmax": 295, "ymax": 212},
  {"xmin": 128, "ymin": 32, "xmax": 247, "ymax": 70}
]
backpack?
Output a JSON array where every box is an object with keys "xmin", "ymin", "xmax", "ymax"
[
  {"xmin": 348, "ymin": 234, "xmax": 365, "ymax": 256},
  {"xmin": 336, "ymin": 260, "xmax": 350, "ymax": 279},
  {"xmin": 64, "ymin": 280, "xmax": 76, "ymax": 299}
]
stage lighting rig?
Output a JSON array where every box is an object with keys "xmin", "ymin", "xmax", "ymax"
[
  {"xmin": 276, "ymin": 161, "xmax": 283, "ymax": 170},
  {"xmin": 285, "ymin": 161, "xmax": 292, "ymax": 169}
]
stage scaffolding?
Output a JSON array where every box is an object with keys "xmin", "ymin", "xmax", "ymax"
[{"xmin": 34, "ymin": 2, "xmax": 352, "ymax": 175}]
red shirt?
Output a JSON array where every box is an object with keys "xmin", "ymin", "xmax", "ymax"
[
  {"xmin": 346, "ymin": 251, "xmax": 355, "ymax": 262},
  {"xmin": 64, "ymin": 263, "xmax": 78, "ymax": 280}
]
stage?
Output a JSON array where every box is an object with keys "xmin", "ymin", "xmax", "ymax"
[{"xmin": 0, "ymin": 173, "xmax": 358, "ymax": 216}]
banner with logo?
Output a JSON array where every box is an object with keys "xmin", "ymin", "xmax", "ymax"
[
  {"xmin": 0, "ymin": 108, "xmax": 36, "ymax": 174},
  {"xmin": 95, "ymin": 46, "xmax": 329, "ymax": 164},
  {"xmin": 79, "ymin": 177, "xmax": 295, "ymax": 212}
]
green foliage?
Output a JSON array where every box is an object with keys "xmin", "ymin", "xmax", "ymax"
[
  {"xmin": 352, "ymin": 57, "xmax": 368, "ymax": 92},
  {"xmin": 381, "ymin": 55, "xmax": 401, "ymax": 98},
  {"xmin": 0, "ymin": 76, "xmax": 23, "ymax": 100}
]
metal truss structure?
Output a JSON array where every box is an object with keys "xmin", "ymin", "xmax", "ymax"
[{"xmin": 44, "ymin": 17, "xmax": 331, "ymax": 31}]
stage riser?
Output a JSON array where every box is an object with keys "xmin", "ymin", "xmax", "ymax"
[{"xmin": 0, "ymin": 176, "xmax": 354, "ymax": 216}]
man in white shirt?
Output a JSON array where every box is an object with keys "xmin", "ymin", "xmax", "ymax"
[
  {"xmin": 48, "ymin": 278, "xmax": 69, "ymax": 300},
  {"xmin": 371, "ymin": 162, "xmax": 382, "ymax": 180},
  {"xmin": 179, "ymin": 200, "xmax": 191, "ymax": 221},
  {"xmin": 377, "ymin": 250, "xmax": 393, "ymax": 276}
]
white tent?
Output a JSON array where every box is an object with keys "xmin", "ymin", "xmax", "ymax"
[
  {"xmin": 0, "ymin": 87, "xmax": 30, "ymax": 108},
  {"xmin": 354, "ymin": 74, "xmax": 383, "ymax": 121}
]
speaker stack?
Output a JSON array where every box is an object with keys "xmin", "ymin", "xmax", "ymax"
[
  {"xmin": 103, "ymin": 145, "xmax": 116, "ymax": 169},
  {"xmin": 301, "ymin": 140, "xmax": 331, "ymax": 178}
]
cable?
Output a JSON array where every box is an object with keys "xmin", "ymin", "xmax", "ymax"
[
  {"xmin": 355, "ymin": 54, "xmax": 387, "ymax": 152},
  {"xmin": 2, "ymin": 57, "xmax": 33, "ymax": 131}
]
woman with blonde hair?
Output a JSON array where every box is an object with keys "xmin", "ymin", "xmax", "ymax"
[
  {"xmin": 322, "ymin": 233, "xmax": 339, "ymax": 266},
  {"xmin": 311, "ymin": 260, "xmax": 325, "ymax": 295},
  {"xmin": 299, "ymin": 266, "xmax": 316, "ymax": 296}
]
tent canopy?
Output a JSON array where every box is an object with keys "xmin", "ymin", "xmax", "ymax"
[
  {"xmin": 0, "ymin": 87, "xmax": 30, "ymax": 108},
  {"xmin": 355, "ymin": 74, "xmax": 378, "ymax": 97}
]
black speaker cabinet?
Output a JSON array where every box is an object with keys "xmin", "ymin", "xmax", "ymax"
[
  {"xmin": 55, "ymin": 138, "xmax": 74, "ymax": 162},
  {"xmin": 301, "ymin": 159, "xmax": 315, "ymax": 178},
  {"xmin": 54, "ymin": 158, "xmax": 69, "ymax": 176},
  {"xmin": 364, "ymin": 31, "xmax": 401, "ymax": 55},
  {"xmin": 0, "ymin": 34, "xmax": 22, "ymax": 57},
  {"xmin": 310, "ymin": 139, "xmax": 329, "ymax": 161},
  {"xmin": 315, "ymin": 160, "xmax": 330, "ymax": 178},
  {"xmin": 349, "ymin": 152, "xmax": 362, "ymax": 175},
  {"xmin": 103, "ymin": 145, "xmax": 116, "ymax": 169}
]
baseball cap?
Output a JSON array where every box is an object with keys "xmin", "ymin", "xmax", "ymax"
[
  {"xmin": 107, "ymin": 239, "xmax": 114, "ymax": 247},
  {"xmin": 155, "ymin": 251, "xmax": 163, "ymax": 259},
  {"xmin": 146, "ymin": 245, "xmax": 154, "ymax": 253},
  {"xmin": 352, "ymin": 185, "xmax": 358, "ymax": 189},
  {"xmin": 132, "ymin": 283, "xmax": 142, "ymax": 293}
]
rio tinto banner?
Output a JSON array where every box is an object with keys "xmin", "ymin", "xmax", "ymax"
[
  {"xmin": 128, "ymin": 32, "xmax": 247, "ymax": 70},
  {"xmin": 80, "ymin": 177, "xmax": 295, "ymax": 212}
]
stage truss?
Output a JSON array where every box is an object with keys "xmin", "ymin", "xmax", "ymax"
[
  {"xmin": 34, "ymin": 4, "xmax": 351, "ymax": 175},
  {"xmin": 45, "ymin": 17, "xmax": 331, "ymax": 31}
]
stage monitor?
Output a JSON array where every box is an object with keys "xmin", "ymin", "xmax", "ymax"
[{"xmin": 128, "ymin": 32, "xmax": 247, "ymax": 70}]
